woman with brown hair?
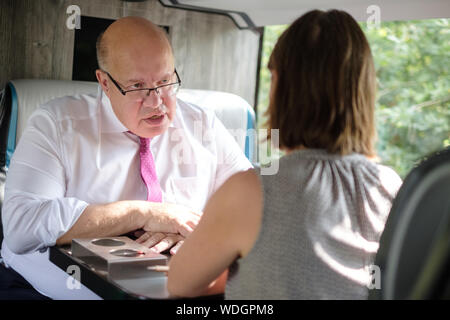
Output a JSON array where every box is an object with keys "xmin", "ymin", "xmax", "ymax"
[{"xmin": 167, "ymin": 9, "xmax": 402, "ymax": 299}]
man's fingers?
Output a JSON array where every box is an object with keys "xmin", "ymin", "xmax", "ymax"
[
  {"xmin": 135, "ymin": 231, "xmax": 149, "ymax": 243},
  {"xmin": 141, "ymin": 232, "xmax": 166, "ymax": 248},
  {"xmin": 190, "ymin": 212, "xmax": 202, "ymax": 222},
  {"xmin": 169, "ymin": 240, "xmax": 184, "ymax": 255},
  {"xmin": 152, "ymin": 234, "xmax": 184, "ymax": 253},
  {"xmin": 191, "ymin": 211, "xmax": 203, "ymax": 217},
  {"xmin": 186, "ymin": 220, "xmax": 198, "ymax": 230},
  {"xmin": 134, "ymin": 229, "xmax": 145, "ymax": 239},
  {"xmin": 177, "ymin": 222, "xmax": 195, "ymax": 237},
  {"xmin": 137, "ymin": 232, "xmax": 184, "ymax": 253}
]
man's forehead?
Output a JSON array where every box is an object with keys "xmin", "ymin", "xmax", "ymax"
[{"xmin": 111, "ymin": 49, "xmax": 175, "ymax": 83}]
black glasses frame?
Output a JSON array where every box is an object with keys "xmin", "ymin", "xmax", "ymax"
[{"xmin": 105, "ymin": 69, "xmax": 181, "ymax": 97}]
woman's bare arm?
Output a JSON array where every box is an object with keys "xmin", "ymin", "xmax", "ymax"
[{"xmin": 167, "ymin": 169, "xmax": 263, "ymax": 297}]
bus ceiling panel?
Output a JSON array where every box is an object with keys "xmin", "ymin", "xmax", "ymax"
[{"xmin": 159, "ymin": 0, "xmax": 450, "ymax": 27}]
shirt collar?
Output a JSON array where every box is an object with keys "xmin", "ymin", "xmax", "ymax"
[{"xmin": 99, "ymin": 86, "xmax": 182, "ymax": 133}]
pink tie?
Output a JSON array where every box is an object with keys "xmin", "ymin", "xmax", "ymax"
[{"xmin": 139, "ymin": 137, "xmax": 162, "ymax": 202}]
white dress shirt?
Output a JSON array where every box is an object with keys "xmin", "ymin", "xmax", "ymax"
[{"xmin": 1, "ymin": 86, "xmax": 252, "ymax": 299}]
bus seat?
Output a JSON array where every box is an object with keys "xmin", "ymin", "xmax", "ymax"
[
  {"xmin": 177, "ymin": 89, "xmax": 256, "ymax": 164},
  {"xmin": 2, "ymin": 80, "xmax": 99, "ymax": 169},
  {"xmin": 369, "ymin": 146, "xmax": 450, "ymax": 299}
]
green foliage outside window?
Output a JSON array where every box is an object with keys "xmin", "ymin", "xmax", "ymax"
[{"xmin": 256, "ymin": 19, "xmax": 450, "ymax": 178}]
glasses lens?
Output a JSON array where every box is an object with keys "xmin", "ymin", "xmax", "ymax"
[
  {"xmin": 160, "ymin": 83, "xmax": 180, "ymax": 97},
  {"xmin": 126, "ymin": 90, "xmax": 148, "ymax": 100},
  {"xmin": 126, "ymin": 84, "xmax": 179, "ymax": 99}
]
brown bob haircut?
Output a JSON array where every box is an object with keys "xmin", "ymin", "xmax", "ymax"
[{"xmin": 266, "ymin": 9, "xmax": 377, "ymax": 156}]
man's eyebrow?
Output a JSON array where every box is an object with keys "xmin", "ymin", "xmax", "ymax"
[
  {"xmin": 124, "ymin": 78, "xmax": 146, "ymax": 84},
  {"xmin": 125, "ymin": 73, "xmax": 173, "ymax": 85}
]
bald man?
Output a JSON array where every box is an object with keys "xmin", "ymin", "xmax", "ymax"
[{"xmin": 1, "ymin": 17, "xmax": 252, "ymax": 299}]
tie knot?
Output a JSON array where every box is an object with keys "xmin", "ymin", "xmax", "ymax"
[{"xmin": 139, "ymin": 137, "xmax": 151, "ymax": 152}]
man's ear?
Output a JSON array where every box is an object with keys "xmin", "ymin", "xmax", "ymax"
[{"xmin": 95, "ymin": 69, "xmax": 109, "ymax": 94}]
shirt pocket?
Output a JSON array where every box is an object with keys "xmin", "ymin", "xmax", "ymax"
[{"xmin": 169, "ymin": 177, "xmax": 208, "ymax": 211}]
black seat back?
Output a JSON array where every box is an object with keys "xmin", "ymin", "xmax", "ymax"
[{"xmin": 370, "ymin": 147, "xmax": 450, "ymax": 299}]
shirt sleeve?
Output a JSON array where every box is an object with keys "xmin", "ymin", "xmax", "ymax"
[
  {"xmin": 210, "ymin": 114, "xmax": 253, "ymax": 194},
  {"xmin": 2, "ymin": 108, "xmax": 89, "ymax": 254}
]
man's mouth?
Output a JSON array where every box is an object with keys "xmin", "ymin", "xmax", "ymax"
[{"xmin": 144, "ymin": 113, "xmax": 166, "ymax": 126}]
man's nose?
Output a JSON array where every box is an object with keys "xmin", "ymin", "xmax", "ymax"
[{"xmin": 142, "ymin": 89, "xmax": 162, "ymax": 108}]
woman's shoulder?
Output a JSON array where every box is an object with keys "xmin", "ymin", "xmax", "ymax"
[
  {"xmin": 373, "ymin": 163, "xmax": 403, "ymax": 194},
  {"xmin": 225, "ymin": 168, "xmax": 262, "ymax": 190},
  {"xmin": 206, "ymin": 168, "xmax": 263, "ymax": 215}
]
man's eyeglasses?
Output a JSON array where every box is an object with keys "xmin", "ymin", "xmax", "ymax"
[{"xmin": 105, "ymin": 69, "xmax": 181, "ymax": 99}]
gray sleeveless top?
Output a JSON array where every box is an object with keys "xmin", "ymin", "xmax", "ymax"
[{"xmin": 226, "ymin": 149, "xmax": 402, "ymax": 299}]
